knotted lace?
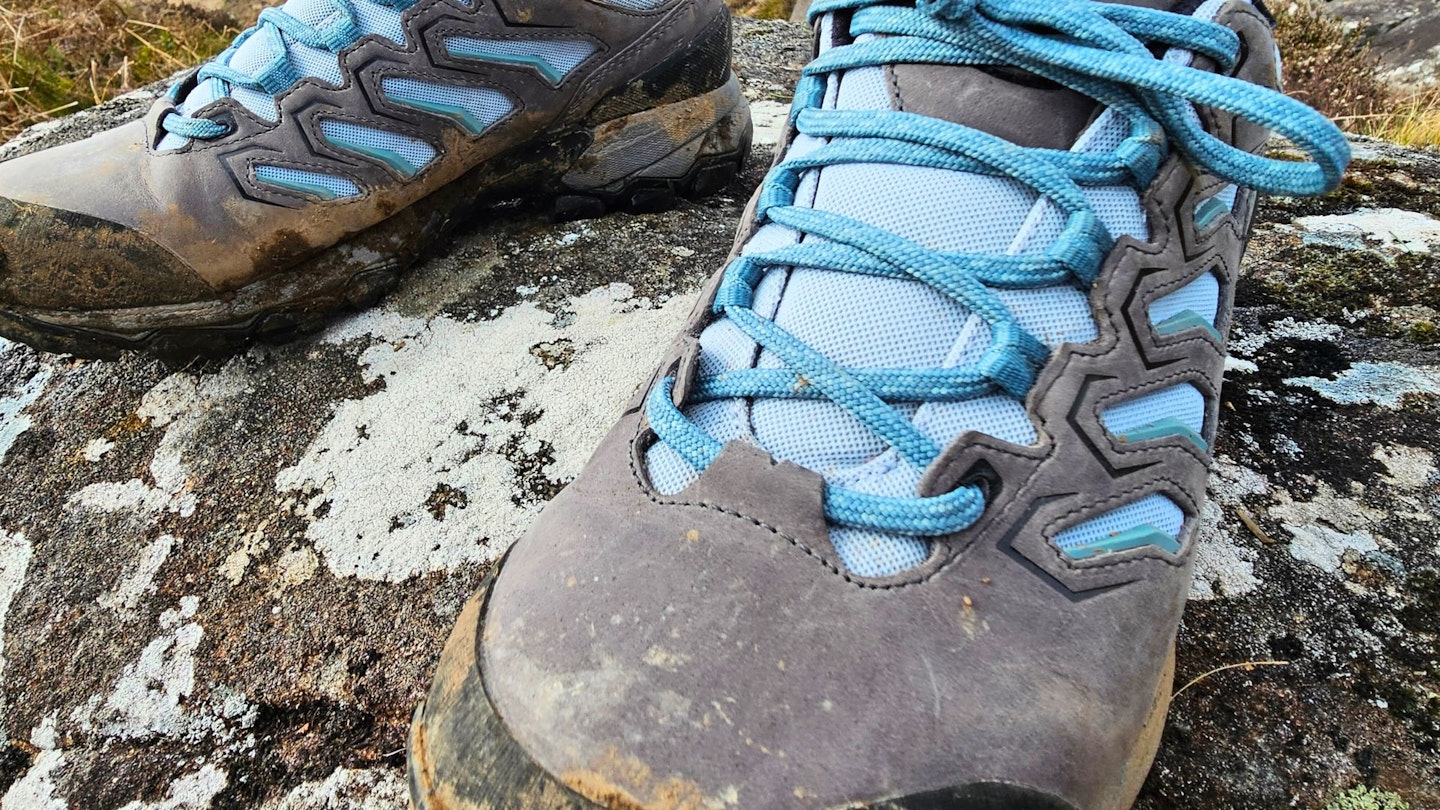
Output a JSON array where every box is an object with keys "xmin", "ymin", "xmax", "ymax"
[
  {"xmin": 645, "ymin": 0, "xmax": 1350, "ymax": 537},
  {"xmin": 161, "ymin": 0, "xmax": 417, "ymax": 140}
]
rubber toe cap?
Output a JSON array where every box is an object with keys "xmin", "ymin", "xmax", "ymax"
[{"xmin": 0, "ymin": 195, "xmax": 212, "ymax": 312}]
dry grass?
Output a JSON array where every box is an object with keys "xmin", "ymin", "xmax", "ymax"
[
  {"xmin": 726, "ymin": 0, "xmax": 794, "ymax": 21},
  {"xmin": 0, "ymin": 0, "xmax": 237, "ymax": 139},
  {"xmin": 1273, "ymin": 0, "xmax": 1440, "ymax": 148},
  {"xmin": 1340, "ymin": 86, "xmax": 1440, "ymax": 148}
]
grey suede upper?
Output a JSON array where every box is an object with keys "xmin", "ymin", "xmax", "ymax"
[
  {"xmin": 0, "ymin": 0, "xmax": 731, "ymax": 301},
  {"xmin": 422, "ymin": 2, "xmax": 1283, "ymax": 808}
]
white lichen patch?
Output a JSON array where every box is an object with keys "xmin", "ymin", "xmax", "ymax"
[
  {"xmin": 1228, "ymin": 317, "xmax": 1344, "ymax": 356},
  {"xmin": 1270, "ymin": 481, "xmax": 1390, "ymax": 575},
  {"xmin": 98, "ymin": 534, "xmax": 182, "ymax": 615},
  {"xmin": 80, "ymin": 437, "xmax": 115, "ymax": 462},
  {"xmin": 74, "ymin": 596, "xmax": 256, "ymax": 750},
  {"xmin": 1192, "ymin": 458, "xmax": 1270, "ymax": 600},
  {"xmin": 276, "ymin": 283, "xmax": 695, "ymax": 582},
  {"xmin": 117, "ymin": 765, "xmax": 228, "ymax": 810},
  {"xmin": 1287, "ymin": 207, "xmax": 1440, "ymax": 253},
  {"xmin": 0, "ymin": 352, "xmax": 52, "ymax": 465},
  {"xmin": 748, "ymin": 100, "xmax": 790, "ymax": 148},
  {"xmin": 86, "ymin": 596, "xmax": 205, "ymax": 739},
  {"xmin": 67, "ymin": 364, "xmax": 251, "ymax": 521},
  {"xmin": 1287, "ymin": 525, "xmax": 1381, "ymax": 574},
  {"xmin": 1, "ymin": 749, "xmax": 67, "ymax": 810},
  {"xmin": 1373, "ymin": 444, "xmax": 1437, "ymax": 491},
  {"xmin": 1223, "ymin": 356, "xmax": 1260, "ymax": 375},
  {"xmin": 1192, "ymin": 501, "xmax": 1262, "ymax": 600},
  {"xmin": 0, "ymin": 530, "xmax": 32, "ymax": 709},
  {"xmin": 260, "ymin": 767, "xmax": 406, "ymax": 810},
  {"xmin": 1286, "ymin": 362, "xmax": 1440, "ymax": 408}
]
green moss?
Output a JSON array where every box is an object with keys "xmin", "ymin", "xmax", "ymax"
[
  {"xmin": 1407, "ymin": 321, "xmax": 1440, "ymax": 345},
  {"xmin": 0, "ymin": 0, "xmax": 238, "ymax": 138},
  {"xmin": 1323, "ymin": 786, "xmax": 1411, "ymax": 810},
  {"xmin": 1258, "ymin": 159, "xmax": 1440, "ymax": 224},
  {"xmin": 1248, "ymin": 243, "xmax": 1440, "ymax": 344}
]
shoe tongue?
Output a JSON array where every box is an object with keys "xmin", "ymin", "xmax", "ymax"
[
  {"xmin": 887, "ymin": 64, "xmax": 1101, "ymax": 150},
  {"xmin": 886, "ymin": 0, "xmax": 1179, "ymax": 148}
]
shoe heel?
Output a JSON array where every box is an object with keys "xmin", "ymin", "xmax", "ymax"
[{"xmin": 556, "ymin": 74, "xmax": 753, "ymax": 221}]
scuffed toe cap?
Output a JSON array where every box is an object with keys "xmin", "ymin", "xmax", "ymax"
[
  {"xmin": 0, "ymin": 196, "xmax": 213, "ymax": 312},
  {"xmin": 408, "ymin": 577, "xmax": 601, "ymax": 810}
]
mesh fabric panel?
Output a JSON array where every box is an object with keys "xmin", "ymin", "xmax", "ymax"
[
  {"xmin": 1149, "ymin": 272, "xmax": 1220, "ymax": 326},
  {"xmin": 254, "ymin": 165, "xmax": 361, "ymax": 199},
  {"xmin": 381, "ymin": 77, "xmax": 514, "ymax": 134},
  {"xmin": 1052, "ymin": 493, "xmax": 1185, "ymax": 552},
  {"xmin": 1101, "ymin": 383, "xmax": 1206, "ymax": 436},
  {"xmin": 443, "ymin": 37, "xmax": 598, "ymax": 79},
  {"xmin": 320, "ymin": 119, "xmax": 437, "ymax": 174}
]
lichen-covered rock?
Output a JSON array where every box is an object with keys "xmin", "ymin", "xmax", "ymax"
[
  {"xmin": 1324, "ymin": 0, "xmax": 1440, "ymax": 83},
  {"xmin": 0, "ymin": 18, "xmax": 1435, "ymax": 810}
]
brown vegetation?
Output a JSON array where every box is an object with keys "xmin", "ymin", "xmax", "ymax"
[
  {"xmin": 0, "ymin": 0, "xmax": 237, "ymax": 139},
  {"xmin": 1272, "ymin": 0, "xmax": 1439, "ymax": 147}
]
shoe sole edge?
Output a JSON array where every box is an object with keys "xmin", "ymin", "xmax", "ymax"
[{"xmin": 0, "ymin": 76, "xmax": 753, "ymax": 364}]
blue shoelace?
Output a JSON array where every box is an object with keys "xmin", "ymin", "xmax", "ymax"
[
  {"xmin": 646, "ymin": 0, "xmax": 1350, "ymax": 537},
  {"xmin": 161, "ymin": 0, "xmax": 417, "ymax": 140}
]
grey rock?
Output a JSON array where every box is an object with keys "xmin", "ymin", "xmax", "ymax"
[
  {"xmin": 1322, "ymin": 0, "xmax": 1440, "ymax": 82},
  {"xmin": 0, "ymin": 18, "xmax": 1435, "ymax": 810}
]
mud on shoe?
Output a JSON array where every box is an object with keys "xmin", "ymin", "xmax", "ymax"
[
  {"xmin": 410, "ymin": 0, "xmax": 1349, "ymax": 808},
  {"xmin": 0, "ymin": 0, "xmax": 751, "ymax": 361}
]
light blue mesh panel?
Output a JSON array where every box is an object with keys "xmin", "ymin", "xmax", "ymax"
[
  {"xmin": 254, "ymin": 165, "xmax": 361, "ymax": 200},
  {"xmin": 1052, "ymin": 493, "xmax": 1186, "ymax": 557},
  {"xmin": 167, "ymin": 0, "xmax": 409, "ymax": 144},
  {"xmin": 320, "ymin": 119, "xmax": 436, "ymax": 176},
  {"xmin": 647, "ymin": 40, "xmax": 1146, "ymax": 578},
  {"xmin": 1149, "ymin": 272, "xmax": 1220, "ymax": 328},
  {"xmin": 381, "ymin": 77, "xmax": 514, "ymax": 135},
  {"xmin": 642, "ymin": 5, "xmax": 1256, "ymax": 578},
  {"xmin": 596, "ymin": 0, "xmax": 670, "ymax": 8},
  {"xmin": 443, "ymin": 37, "xmax": 598, "ymax": 83},
  {"xmin": 1101, "ymin": 383, "xmax": 1207, "ymax": 449},
  {"xmin": 352, "ymin": 0, "xmax": 407, "ymax": 43}
]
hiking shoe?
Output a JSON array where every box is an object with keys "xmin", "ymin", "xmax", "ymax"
[
  {"xmin": 0, "ymin": 0, "xmax": 750, "ymax": 360},
  {"xmin": 409, "ymin": 0, "xmax": 1348, "ymax": 807}
]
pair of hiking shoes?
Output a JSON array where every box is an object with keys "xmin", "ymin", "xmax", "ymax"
[{"xmin": 0, "ymin": 0, "xmax": 1349, "ymax": 806}]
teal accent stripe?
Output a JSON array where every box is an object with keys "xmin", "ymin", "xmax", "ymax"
[
  {"xmin": 1154, "ymin": 309, "xmax": 1222, "ymax": 341},
  {"xmin": 326, "ymin": 135, "xmax": 422, "ymax": 177},
  {"xmin": 253, "ymin": 167, "xmax": 360, "ymax": 201},
  {"xmin": 273, "ymin": 177, "xmax": 340, "ymax": 200},
  {"xmin": 1118, "ymin": 417, "xmax": 1209, "ymax": 451},
  {"xmin": 387, "ymin": 97, "xmax": 488, "ymax": 135},
  {"xmin": 444, "ymin": 45, "xmax": 564, "ymax": 84},
  {"xmin": 1194, "ymin": 195, "xmax": 1230, "ymax": 229},
  {"xmin": 1064, "ymin": 524, "xmax": 1182, "ymax": 559},
  {"xmin": 259, "ymin": 175, "xmax": 347, "ymax": 201}
]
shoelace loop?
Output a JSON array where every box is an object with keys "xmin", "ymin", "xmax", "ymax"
[
  {"xmin": 647, "ymin": 0, "xmax": 1350, "ymax": 540},
  {"xmin": 160, "ymin": 0, "xmax": 415, "ymax": 141}
]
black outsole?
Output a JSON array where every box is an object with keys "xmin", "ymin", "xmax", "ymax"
[{"xmin": 0, "ymin": 142, "xmax": 750, "ymax": 367}]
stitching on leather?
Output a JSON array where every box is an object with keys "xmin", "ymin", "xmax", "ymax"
[
  {"xmin": 243, "ymin": 156, "xmax": 370, "ymax": 205},
  {"xmin": 624, "ymin": 411, "xmax": 954, "ymax": 592},
  {"xmin": 1090, "ymin": 368, "xmax": 1215, "ymax": 464},
  {"xmin": 368, "ymin": 66, "xmax": 524, "ymax": 135},
  {"xmin": 568, "ymin": 0, "xmax": 688, "ymax": 118},
  {"xmin": 1039, "ymin": 475, "xmax": 1196, "ymax": 572}
]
